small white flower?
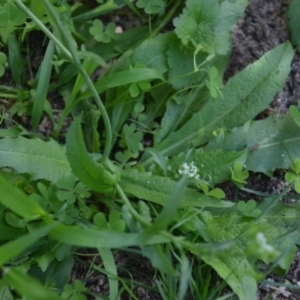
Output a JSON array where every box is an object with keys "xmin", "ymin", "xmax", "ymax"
[
  {"xmin": 256, "ymin": 232, "xmax": 274, "ymax": 252},
  {"xmin": 178, "ymin": 161, "xmax": 200, "ymax": 180}
]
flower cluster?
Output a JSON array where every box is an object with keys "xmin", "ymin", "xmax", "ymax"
[
  {"xmin": 255, "ymin": 232, "xmax": 274, "ymax": 252},
  {"xmin": 178, "ymin": 162, "xmax": 200, "ymax": 180}
]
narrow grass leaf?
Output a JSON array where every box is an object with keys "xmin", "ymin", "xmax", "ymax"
[
  {"xmin": 0, "ymin": 137, "xmax": 71, "ymax": 183},
  {"xmin": 67, "ymin": 58, "xmax": 99, "ymax": 106},
  {"xmin": 49, "ymin": 223, "xmax": 170, "ymax": 248},
  {"xmin": 152, "ymin": 176, "xmax": 187, "ymax": 230},
  {"xmin": 7, "ymin": 32, "xmax": 23, "ymax": 85},
  {"xmin": 3, "ymin": 267, "xmax": 62, "ymax": 300},
  {"xmin": 97, "ymin": 248, "xmax": 118, "ymax": 300},
  {"xmin": 120, "ymin": 170, "xmax": 234, "ymax": 208},
  {"xmin": 32, "ymin": 40, "xmax": 54, "ymax": 131},
  {"xmin": 0, "ymin": 175, "xmax": 45, "ymax": 220},
  {"xmin": 0, "ymin": 223, "xmax": 55, "ymax": 266},
  {"xmin": 78, "ymin": 68, "xmax": 165, "ymax": 100}
]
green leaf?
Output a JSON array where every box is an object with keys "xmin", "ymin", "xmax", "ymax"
[
  {"xmin": 0, "ymin": 175, "xmax": 45, "ymax": 220},
  {"xmin": 130, "ymin": 32, "xmax": 171, "ymax": 74},
  {"xmin": 0, "ymin": 137, "xmax": 71, "ymax": 183},
  {"xmin": 48, "ymin": 222, "xmax": 171, "ymax": 248},
  {"xmin": 231, "ymin": 161, "xmax": 249, "ymax": 188},
  {"xmin": 163, "ymin": 149, "xmax": 247, "ymax": 185},
  {"xmin": 32, "ymin": 40, "xmax": 55, "ymax": 131},
  {"xmin": 236, "ymin": 200, "xmax": 261, "ymax": 218},
  {"xmin": 152, "ymin": 176, "xmax": 187, "ymax": 230},
  {"xmin": 287, "ymin": 0, "xmax": 300, "ymax": 52},
  {"xmin": 136, "ymin": 0, "xmax": 165, "ymax": 14},
  {"xmin": 208, "ymin": 115, "xmax": 300, "ymax": 176},
  {"xmin": 194, "ymin": 211, "xmax": 259, "ymax": 300},
  {"xmin": 78, "ymin": 68, "xmax": 165, "ymax": 100},
  {"xmin": 120, "ymin": 170, "xmax": 234, "ymax": 208},
  {"xmin": 291, "ymin": 158, "xmax": 300, "ymax": 174},
  {"xmin": 3, "ymin": 267, "xmax": 63, "ymax": 300},
  {"xmin": 173, "ymin": 0, "xmax": 248, "ymax": 54},
  {"xmin": 0, "ymin": 52, "xmax": 7, "ymax": 77},
  {"xmin": 0, "ymin": 223, "xmax": 55, "ymax": 267},
  {"xmin": 66, "ymin": 116, "xmax": 120, "ymax": 193},
  {"xmin": 167, "ymin": 37, "xmax": 208, "ymax": 90},
  {"xmin": 142, "ymin": 42, "xmax": 293, "ymax": 164},
  {"xmin": 289, "ymin": 105, "xmax": 300, "ymax": 127}
]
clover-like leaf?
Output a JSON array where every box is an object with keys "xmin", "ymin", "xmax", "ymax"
[
  {"xmin": 236, "ymin": 200, "xmax": 261, "ymax": 218},
  {"xmin": 136, "ymin": 0, "xmax": 165, "ymax": 14},
  {"xmin": 206, "ymin": 188, "xmax": 225, "ymax": 199},
  {"xmin": 93, "ymin": 211, "xmax": 126, "ymax": 231},
  {"xmin": 231, "ymin": 161, "xmax": 249, "ymax": 188},
  {"xmin": 205, "ymin": 66, "xmax": 223, "ymax": 98},
  {"xmin": 119, "ymin": 124, "xmax": 144, "ymax": 155},
  {"xmin": 291, "ymin": 158, "xmax": 300, "ymax": 175},
  {"xmin": 289, "ymin": 105, "xmax": 300, "ymax": 127},
  {"xmin": 89, "ymin": 19, "xmax": 119, "ymax": 43},
  {"xmin": 285, "ymin": 158, "xmax": 300, "ymax": 193}
]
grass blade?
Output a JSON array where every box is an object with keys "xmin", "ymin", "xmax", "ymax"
[
  {"xmin": 0, "ymin": 223, "xmax": 55, "ymax": 267},
  {"xmin": 3, "ymin": 267, "xmax": 62, "ymax": 300},
  {"xmin": 32, "ymin": 40, "xmax": 55, "ymax": 130},
  {"xmin": 97, "ymin": 248, "xmax": 118, "ymax": 300},
  {"xmin": 48, "ymin": 223, "xmax": 171, "ymax": 248},
  {"xmin": 0, "ymin": 175, "xmax": 45, "ymax": 220}
]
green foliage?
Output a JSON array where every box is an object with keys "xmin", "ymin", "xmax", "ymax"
[
  {"xmin": 236, "ymin": 200, "xmax": 261, "ymax": 218},
  {"xmin": 289, "ymin": 102, "xmax": 300, "ymax": 126},
  {"xmin": 173, "ymin": 0, "xmax": 248, "ymax": 54},
  {"xmin": 0, "ymin": 1, "xmax": 26, "ymax": 42},
  {"xmin": 0, "ymin": 52, "xmax": 7, "ymax": 76},
  {"xmin": 89, "ymin": 19, "xmax": 119, "ymax": 43},
  {"xmin": 136, "ymin": 0, "xmax": 166, "ymax": 14},
  {"xmin": 0, "ymin": 137, "xmax": 71, "ymax": 183},
  {"xmin": 285, "ymin": 158, "xmax": 300, "ymax": 193},
  {"xmin": 1, "ymin": 0, "xmax": 300, "ymax": 299},
  {"xmin": 287, "ymin": 0, "xmax": 300, "ymax": 52},
  {"xmin": 231, "ymin": 161, "xmax": 249, "ymax": 188}
]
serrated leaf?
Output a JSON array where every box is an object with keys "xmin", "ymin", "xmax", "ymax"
[
  {"xmin": 142, "ymin": 42, "xmax": 293, "ymax": 165},
  {"xmin": 287, "ymin": 0, "xmax": 300, "ymax": 52},
  {"xmin": 173, "ymin": 0, "xmax": 248, "ymax": 54},
  {"xmin": 120, "ymin": 170, "xmax": 234, "ymax": 208},
  {"xmin": 66, "ymin": 117, "xmax": 120, "ymax": 193},
  {"xmin": 0, "ymin": 137, "xmax": 71, "ymax": 183},
  {"xmin": 195, "ymin": 211, "xmax": 258, "ymax": 300},
  {"xmin": 163, "ymin": 149, "xmax": 247, "ymax": 185}
]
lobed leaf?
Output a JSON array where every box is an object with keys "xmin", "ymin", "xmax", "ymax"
[{"xmin": 173, "ymin": 0, "xmax": 248, "ymax": 54}]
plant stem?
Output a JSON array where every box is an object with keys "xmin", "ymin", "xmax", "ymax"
[
  {"xmin": 14, "ymin": 0, "xmax": 72, "ymax": 60},
  {"xmin": 116, "ymin": 184, "xmax": 152, "ymax": 228}
]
